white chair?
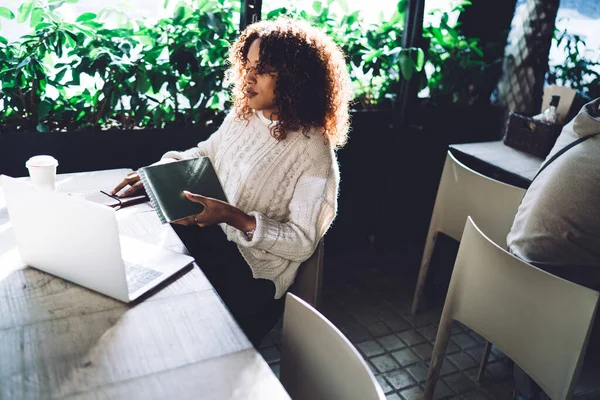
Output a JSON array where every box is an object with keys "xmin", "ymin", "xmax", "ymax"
[
  {"xmin": 280, "ymin": 293, "xmax": 386, "ymax": 400},
  {"xmin": 411, "ymin": 150, "xmax": 526, "ymax": 314},
  {"xmin": 424, "ymin": 217, "xmax": 599, "ymax": 400},
  {"xmin": 289, "ymin": 239, "xmax": 324, "ymax": 308}
]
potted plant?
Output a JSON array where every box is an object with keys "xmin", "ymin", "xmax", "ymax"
[
  {"xmin": 0, "ymin": 0, "xmax": 235, "ymax": 176},
  {"xmin": 413, "ymin": 1, "xmax": 505, "ymax": 144},
  {"xmin": 547, "ymin": 27, "xmax": 600, "ymax": 103}
]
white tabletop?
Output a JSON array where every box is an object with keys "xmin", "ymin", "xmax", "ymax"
[{"xmin": 0, "ymin": 169, "xmax": 290, "ymax": 399}]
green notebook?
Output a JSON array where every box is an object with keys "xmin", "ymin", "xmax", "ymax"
[{"xmin": 138, "ymin": 157, "xmax": 228, "ymax": 224}]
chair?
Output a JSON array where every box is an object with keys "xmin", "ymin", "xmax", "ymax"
[
  {"xmin": 411, "ymin": 151, "xmax": 526, "ymax": 314},
  {"xmin": 280, "ymin": 293, "xmax": 386, "ymax": 400},
  {"xmin": 424, "ymin": 217, "xmax": 599, "ymax": 400},
  {"xmin": 289, "ymin": 238, "xmax": 324, "ymax": 308}
]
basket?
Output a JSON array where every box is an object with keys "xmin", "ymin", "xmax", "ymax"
[{"xmin": 503, "ymin": 112, "xmax": 563, "ymax": 158}]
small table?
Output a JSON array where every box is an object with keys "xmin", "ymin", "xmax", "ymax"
[
  {"xmin": 0, "ymin": 169, "xmax": 290, "ymax": 399},
  {"xmin": 449, "ymin": 140, "xmax": 544, "ymax": 188}
]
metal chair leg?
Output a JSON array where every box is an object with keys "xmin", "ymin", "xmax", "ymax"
[{"xmin": 477, "ymin": 341, "xmax": 493, "ymax": 382}]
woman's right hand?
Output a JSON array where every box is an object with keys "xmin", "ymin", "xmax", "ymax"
[{"xmin": 111, "ymin": 171, "xmax": 146, "ymax": 197}]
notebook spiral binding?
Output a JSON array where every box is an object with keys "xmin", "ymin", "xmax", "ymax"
[{"xmin": 138, "ymin": 168, "xmax": 167, "ymax": 224}]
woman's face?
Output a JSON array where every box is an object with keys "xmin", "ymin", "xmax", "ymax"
[{"xmin": 244, "ymin": 39, "xmax": 278, "ymax": 120}]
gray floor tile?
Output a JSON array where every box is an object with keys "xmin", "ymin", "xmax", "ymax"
[
  {"xmin": 412, "ymin": 342, "xmax": 435, "ymax": 361},
  {"xmin": 433, "ymin": 381, "xmax": 456, "ymax": 400},
  {"xmin": 447, "ymin": 339, "xmax": 462, "ymax": 354},
  {"xmin": 384, "ymin": 316, "xmax": 412, "ymax": 333},
  {"xmin": 485, "ymin": 360, "xmax": 512, "ymax": 380},
  {"xmin": 371, "ymin": 354, "xmax": 401, "ymax": 373},
  {"xmin": 366, "ymin": 321, "xmax": 393, "ymax": 337},
  {"xmin": 407, "ymin": 308, "xmax": 443, "ymax": 328},
  {"xmin": 452, "ymin": 333, "xmax": 480, "ymax": 350},
  {"xmin": 480, "ymin": 382, "xmax": 513, "ymax": 399},
  {"xmin": 447, "ymin": 351, "xmax": 478, "ymax": 370},
  {"xmin": 490, "ymin": 345, "xmax": 506, "ymax": 359},
  {"xmin": 352, "ymin": 308, "xmax": 382, "ymax": 325},
  {"xmin": 463, "ymin": 366, "xmax": 493, "ymax": 384},
  {"xmin": 469, "ymin": 331, "xmax": 487, "ymax": 344},
  {"xmin": 386, "ymin": 394, "xmax": 402, "ymax": 400},
  {"xmin": 417, "ymin": 323, "xmax": 440, "ymax": 341},
  {"xmin": 406, "ymin": 361, "xmax": 430, "ymax": 383},
  {"xmin": 400, "ymin": 385, "xmax": 424, "ymax": 400},
  {"xmin": 383, "ymin": 369, "xmax": 416, "ymax": 391},
  {"xmin": 466, "ymin": 347, "xmax": 496, "ymax": 364},
  {"xmin": 443, "ymin": 373, "xmax": 477, "ymax": 394},
  {"xmin": 398, "ymin": 330, "xmax": 427, "ymax": 346},
  {"xmin": 440, "ymin": 358, "xmax": 459, "ymax": 376},
  {"xmin": 378, "ymin": 334, "xmax": 407, "ymax": 352},
  {"xmin": 451, "ymin": 323, "xmax": 466, "ymax": 335},
  {"xmin": 392, "ymin": 348, "xmax": 420, "ymax": 366},
  {"xmin": 341, "ymin": 321, "xmax": 372, "ymax": 342},
  {"xmin": 358, "ymin": 339, "xmax": 387, "ymax": 358},
  {"xmin": 460, "ymin": 390, "xmax": 490, "ymax": 399},
  {"xmin": 377, "ymin": 374, "xmax": 394, "ymax": 394}
]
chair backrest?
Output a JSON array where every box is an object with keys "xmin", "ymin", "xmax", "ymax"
[
  {"xmin": 446, "ymin": 217, "xmax": 599, "ymax": 399},
  {"xmin": 289, "ymin": 239, "xmax": 324, "ymax": 308},
  {"xmin": 432, "ymin": 151, "xmax": 526, "ymax": 248},
  {"xmin": 280, "ymin": 293, "xmax": 386, "ymax": 400}
]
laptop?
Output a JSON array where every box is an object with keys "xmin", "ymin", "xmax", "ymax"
[{"xmin": 1, "ymin": 175, "xmax": 194, "ymax": 303}]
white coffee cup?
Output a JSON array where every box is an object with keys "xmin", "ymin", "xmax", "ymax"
[{"xmin": 25, "ymin": 155, "xmax": 59, "ymax": 191}]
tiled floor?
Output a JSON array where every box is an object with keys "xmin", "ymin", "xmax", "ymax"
[{"xmin": 259, "ymin": 244, "xmax": 517, "ymax": 400}]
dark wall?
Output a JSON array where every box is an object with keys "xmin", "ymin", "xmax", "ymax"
[{"xmin": 0, "ymin": 127, "xmax": 216, "ymax": 178}]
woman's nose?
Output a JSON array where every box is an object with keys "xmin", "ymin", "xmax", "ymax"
[{"xmin": 246, "ymin": 69, "xmax": 257, "ymax": 82}]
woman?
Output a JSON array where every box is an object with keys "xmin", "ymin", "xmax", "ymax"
[{"xmin": 112, "ymin": 18, "xmax": 352, "ymax": 346}]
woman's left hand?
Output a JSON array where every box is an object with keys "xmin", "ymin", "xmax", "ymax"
[{"xmin": 173, "ymin": 191, "xmax": 235, "ymax": 227}]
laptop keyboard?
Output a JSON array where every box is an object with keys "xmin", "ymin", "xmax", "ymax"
[{"xmin": 124, "ymin": 262, "xmax": 163, "ymax": 293}]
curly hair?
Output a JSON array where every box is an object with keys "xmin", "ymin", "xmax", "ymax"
[{"xmin": 227, "ymin": 18, "xmax": 352, "ymax": 148}]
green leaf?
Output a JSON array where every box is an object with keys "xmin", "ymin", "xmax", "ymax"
[
  {"xmin": 54, "ymin": 67, "xmax": 68, "ymax": 83},
  {"xmin": 17, "ymin": 0, "xmax": 34, "ymax": 23},
  {"xmin": 36, "ymin": 122, "xmax": 49, "ymax": 132},
  {"xmin": 396, "ymin": 0, "xmax": 408, "ymax": 13},
  {"xmin": 65, "ymin": 0, "xmax": 80, "ymax": 3},
  {"xmin": 30, "ymin": 7, "xmax": 43, "ymax": 28},
  {"xmin": 174, "ymin": 6, "xmax": 185, "ymax": 22},
  {"xmin": 81, "ymin": 21, "xmax": 103, "ymax": 29},
  {"xmin": 16, "ymin": 56, "xmax": 32, "ymax": 69},
  {"xmin": 38, "ymin": 100, "xmax": 53, "ymax": 120},
  {"xmin": 76, "ymin": 12, "xmax": 96, "ymax": 22},
  {"xmin": 0, "ymin": 7, "xmax": 15, "ymax": 20},
  {"xmin": 364, "ymin": 49, "xmax": 383, "ymax": 63},
  {"xmin": 398, "ymin": 52, "xmax": 414, "ymax": 80},
  {"xmin": 312, "ymin": 1, "xmax": 322, "ymax": 13},
  {"xmin": 0, "ymin": 36, "xmax": 7, "ymax": 45},
  {"xmin": 35, "ymin": 22, "xmax": 53, "ymax": 30}
]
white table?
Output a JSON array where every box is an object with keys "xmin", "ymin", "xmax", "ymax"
[{"xmin": 0, "ymin": 169, "xmax": 290, "ymax": 399}]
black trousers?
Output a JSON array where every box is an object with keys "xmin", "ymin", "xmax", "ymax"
[{"xmin": 171, "ymin": 224, "xmax": 285, "ymax": 347}]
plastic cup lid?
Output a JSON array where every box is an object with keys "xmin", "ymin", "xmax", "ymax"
[{"xmin": 26, "ymin": 155, "xmax": 59, "ymax": 168}]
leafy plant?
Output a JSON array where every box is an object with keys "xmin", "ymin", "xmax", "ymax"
[
  {"xmin": 421, "ymin": 1, "xmax": 487, "ymax": 107},
  {"xmin": 0, "ymin": 0, "xmax": 428, "ymax": 133},
  {"xmin": 0, "ymin": 0, "xmax": 237, "ymax": 133},
  {"xmin": 547, "ymin": 27, "xmax": 600, "ymax": 100},
  {"xmin": 266, "ymin": 0, "xmax": 424, "ymax": 109}
]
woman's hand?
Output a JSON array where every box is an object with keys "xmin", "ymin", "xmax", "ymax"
[
  {"xmin": 111, "ymin": 171, "xmax": 145, "ymax": 198},
  {"xmin": 174, "ymin": 191, "xmax": 256, "ymax": 232}
]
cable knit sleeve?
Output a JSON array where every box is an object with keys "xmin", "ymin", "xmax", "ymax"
[
  {"xmin": 160, "ymin": 112, "xmax": 233, "ymax": 162},
  {"xmin": 234, "ymin": 153, "xmax": 339, "ymax": 263}
]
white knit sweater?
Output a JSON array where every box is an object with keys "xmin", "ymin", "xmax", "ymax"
[{"xmin": 161, "ymin": 111, "xmax": 340, "ymax": 298}]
